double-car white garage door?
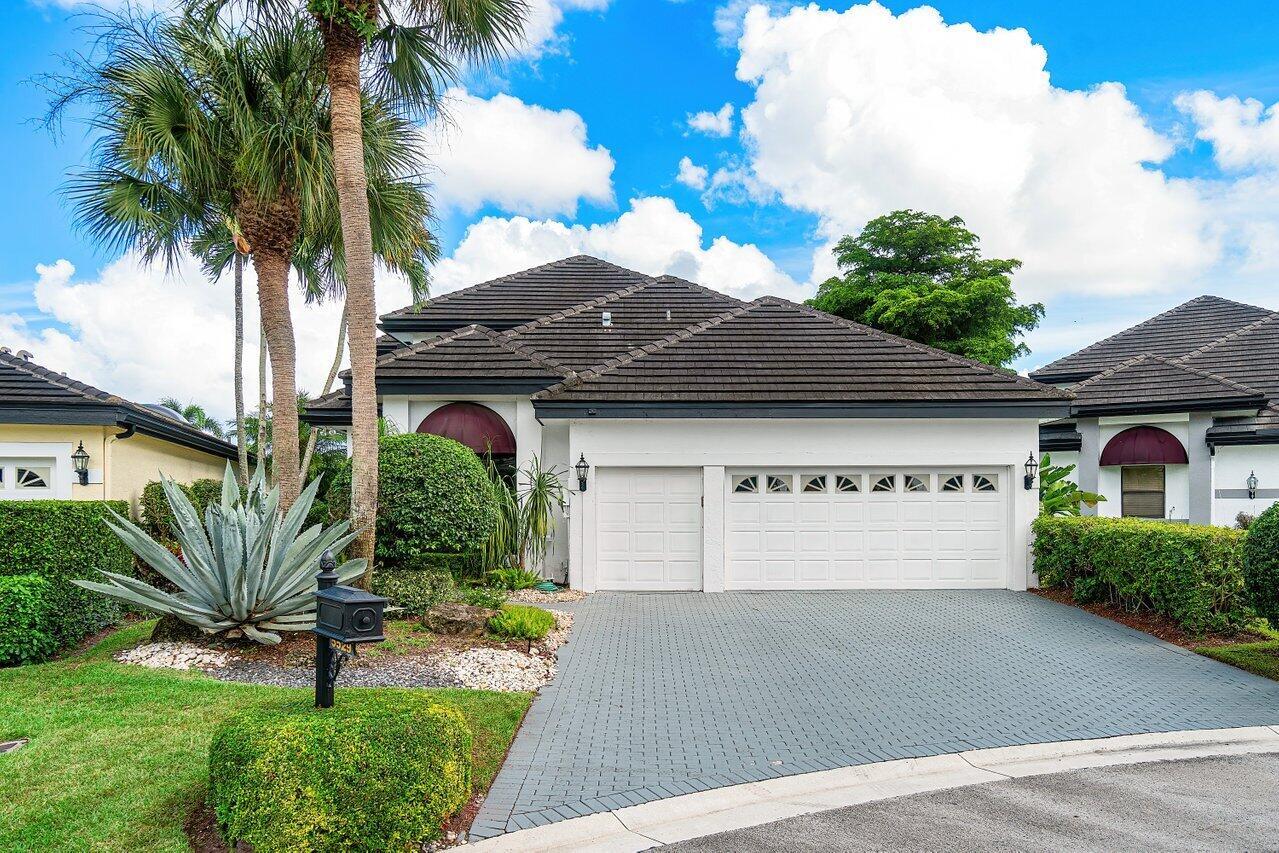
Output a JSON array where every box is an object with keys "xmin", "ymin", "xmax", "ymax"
[{"xmin": 595, "ymin": 467, "xmax": 1008, "ymax": 590}]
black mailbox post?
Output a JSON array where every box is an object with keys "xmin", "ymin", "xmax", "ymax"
[{"xmin": 312, "ymin": 550, "xmax": 387, "ymax": 708}]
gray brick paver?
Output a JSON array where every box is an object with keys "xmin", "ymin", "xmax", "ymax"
[{"xmin": 471, "ymin": 590, "xmax": 1279, "ymax": 837}]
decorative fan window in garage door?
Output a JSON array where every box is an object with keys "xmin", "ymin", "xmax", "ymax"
[
  {"xmin": 802, "ymin": 474, "xmax": 827, "ymax": 493},
  {"xmin": 872, "ymin": 475, "xmax": 896, "ymax": 493},
  {"xmin": 16, "ymin": 467, "xmax": 50, "ymax": 489},
  {"xmin": 835, "ymin": 474, "xmax": 860, "ymax": 493},
  {"xmin": 973, "ymin": 474, "xmax": 998, "ymax": 492},
  {"xmin": 732, "ymin": 475, "xmax": 758, "ymax": 493},
  {"xmin": 941, "ymin": 475, "xmax": 964, "ymax": 492},
  {"xmin": 903, "ymin": 475, "xmax": 929, "ymax": 493},
  {"xmin": 766, "ymin": 475, "xmax": 792, "ymax": 493}
]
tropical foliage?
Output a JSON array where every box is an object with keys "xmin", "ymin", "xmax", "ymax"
[
  {"xmin": 158, "ymin": 397, "xmax": 228, "ymax": 439},
  {"xmin": 488, "ymin": 604, "xmax": 555, "ymax": 642},
  {"xmin": 483, "ymin": 455, "xmax": 567, "ymax": 575},
  {"xmin": 0, "ymin": 575, "xmax": 57, "ymax": 667},
  {"xmin": 1243, "ymin": 503, "xmax": 1279, "ymax": 626},
  {"xmin": 74, "ymin": 465, "xmax": 365, "ymax": 645},
  {"xmin": 1038, "ymin": 453, "xmax": 1104, "ymax": 516},
  {"xmin": 809, "ymin": 210, "xmax": 1044, "ymax": 367}
]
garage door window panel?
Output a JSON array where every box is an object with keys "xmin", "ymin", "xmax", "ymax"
[
  {"xmin": 904, "ymin": 475, "xmax": 929, "ymax": 493},
  {"xmin": 835, "ymin": 474, "xmax": 861, "ymax": 493},
  {"xmin": 766, "ymin": 474, "xmax": 793, "ymax": 494},
  {"xmin": 941, "ymin": 475, "xmax": 964, "ymax": 492},
  {"xmin": 973, "ymin": 474, "xmax": 998, "ymax": 492},
  {"xmin": 733, "ymin": 474, "xmax": 758, "ymax": 493},
  {"xmin": 802, "ymin": 474, "xmax": 827, "ymax": 493},
  {"xmin": 872, "ymin": 475, "xmax": 896, "ymax": 493}
]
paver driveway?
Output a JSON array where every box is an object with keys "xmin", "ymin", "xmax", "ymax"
[{"xmin": 470, "ymin": 591, "xmax": 1279, "ymax": 838}]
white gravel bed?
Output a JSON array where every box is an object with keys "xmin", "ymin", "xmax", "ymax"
[
  {"xmin": 426, "ymin": 648, "xmax": 557, "ymax": 692},
  {"xmin": 115, "ymin": 642, "xmax": 231, "ymax": 670},
  {"xmin": 508, "ymin": 587, "xmax": 587, "ymax": 604}
]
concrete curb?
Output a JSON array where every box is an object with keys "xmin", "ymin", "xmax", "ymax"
[{"xmin": 467, "ymin": 725, "xmax": 1279, "ymax": 852}]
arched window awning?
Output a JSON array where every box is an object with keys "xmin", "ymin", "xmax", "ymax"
[
  {"xmin": 416, "ymin": 402, "xmax": 515, "ymax": 455},
  {"xmin": 1099, "ymin": 425, "xmax": 1188, "ymax": 466}
]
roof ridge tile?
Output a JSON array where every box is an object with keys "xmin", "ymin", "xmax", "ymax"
[
  {"xmin": 471, "ymin": 326, "xmax": 572, "ymax": 376},
  {"xmin": 1074, "ymin": 352, "xmax": 1268, "ymax": 399},
  {"xmin": 500, "ymin": 280, "xmax": 656, "ymax": 336},
  {"xmin": 1175, "ymin": 312, "xmax": 1279, "ymax": 363}
]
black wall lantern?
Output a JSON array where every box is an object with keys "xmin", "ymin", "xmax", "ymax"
[
  {"xmin": 1023, "ymin": 453, "xmax": 1039, "ymax": 491},
  {"xmin": 312, "ymin": 549, "xmax": 386, "ymax": 708},
  {"xmin": 575, "ymin": 453, "xmax": 590, "ymax": 492},
  {"xmin": 71, "ymin": 441, "xmax": 90, "ymax": 486},
  {"xmin": 1248, "ymin": 470, "xmax": 1259, "ymax": 500}
]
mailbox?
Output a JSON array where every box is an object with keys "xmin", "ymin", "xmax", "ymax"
[{"xmin": 314, "ymin": 584, "xmax": 387, "ymax": 644}]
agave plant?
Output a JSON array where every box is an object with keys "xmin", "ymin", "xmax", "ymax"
[{"xmin": 75, "ymin": 464, "xmax": 365, "ymax": 644}]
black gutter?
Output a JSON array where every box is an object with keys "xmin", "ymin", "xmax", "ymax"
[
  {"xmin": 344, "ymin": 379, "xmax": 559, "ymax": 396},
  {"xmin": 1029, "ymin": 370, "xmax": 1097, "ymax": 385},
  {"xmin": 0, "ymin": 404, "xmax": 239, "ymax": 460},
  {"xmin": 1071, "ymin": 397, "xmax": 1266, "ymax": 417},
  {"xmin": 533, "ymin": 400, "xmax": 1075, "ymax": 419},
  {"xmin": 1206, "ymin": 429, "xmax": 1279, "ymax": 448}
]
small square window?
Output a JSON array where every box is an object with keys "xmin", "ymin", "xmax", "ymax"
[
  {"xmin": 733, "ymin": 474, "xmax": 758, "ymax": 494},
  {"xmin": 973, "ymin": 474, "xmax": 998, "ymax": 493},
  {"xmin": 766, "ymin": 474, "xmax": 792, "ymax": 494},
  {"xmin": 802, "ymin": 474, "xmax": 827, "ymax": 493},
  {"xmin": 835, "ymin": 474, "xmax": 861, "ymax": 493},
  {"xmin": 903, "ymin": 475, "xmax": 929, "ymax": 493},
  {"xmin": 16, "ymin": 467, "xmax": 51, "ymax": 489},
  {"xmin": 941, "ymin": 475, "xmax": 964, "ymax": 492},
  {"xmin": 872, "ymin": 475, "xmax": 896, "ymax": 493}
]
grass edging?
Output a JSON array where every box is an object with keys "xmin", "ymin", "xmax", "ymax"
[{"xmin": 1195, "ymin": 641, "xmax": 1279, "ymax": 682}]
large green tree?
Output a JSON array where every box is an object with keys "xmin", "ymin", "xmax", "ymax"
[{"xmin": 809, "ymin": 210, "xmax": 1044, "ymax": 368}]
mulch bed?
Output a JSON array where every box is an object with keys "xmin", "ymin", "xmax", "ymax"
[
  {"xmin": 1031, "ymin": 587, "xmax": 1269, "ymax": 649},
  {"xmin": 184, "ymin": 803, "xmax": 232, "ymax": 853}
]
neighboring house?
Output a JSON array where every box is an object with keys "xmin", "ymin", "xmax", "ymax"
[
  {"xmin": 1031, "ymin": 295, "xmax": 1279, "ymax": 526},
  {"xmin": 0, "ymin": 349, "xmax": 239, "ymax": 513},
  {"xmin": 307, "ymin": 255, "xmax": 1072, "ymax": 593}
]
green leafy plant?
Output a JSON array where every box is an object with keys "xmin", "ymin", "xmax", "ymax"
[
  {"xmin": 1033, "ymin": 515, "xmax": 1250, "ymax": 634},
  {"xmin": 74, "ymin": 464, "xmax": 365, "ymax": 645},
  {"xmin": 486, "ymin": 566, "xmax": 543, "ymax": 592},
  {"xmin": 1038, "ymin": 453, "xmax": 1104, "ymax": 516},
  {"xmin": 370, "ymin": 569, "xmax": 458, "ymax": 618},
  {"xmin": 482, "ymin": 455, "xmax": 567, "ymax": 576},
  {"xmin": 1242, "ymin": 503, "xmax": 1279, "ymax": 626},
  {"xmin": 459, "ymin": 586, "xmax": 508, "ymax": 610},
  {"xmin": 0, "ymin": 575, "xmax": 57, "ymax": 666},
  {"xmin": 141, "ymin": 478, "xmax": 227, "ymax": 543},
  {"xmin": 328, "ymin": 434, "xmax": 499, "ymax": 579},
  {"xmin": 209, "ymin": 692, "xmax": 472, "ymax": 852},
  {"xmin": 0, "ymin": 498, "xmax": 132, "ymax": 656},
  {"xmin": 488, "ymin": 604, "xmax": 555, "ymax": 644}
]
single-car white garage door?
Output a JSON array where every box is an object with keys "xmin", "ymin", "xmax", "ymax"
[
  {"xmin": 725, "ymin": 469, "xmax": 1007, "ymax": 589},
  {"xmin": 596, "ymin": 468, "xmax": 703, "ymax": 590}
]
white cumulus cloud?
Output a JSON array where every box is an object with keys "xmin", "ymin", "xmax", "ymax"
[
  {"xmin": 732, "ymin": 1, "xmax": 1218, "ymax": 298},
  {"xmin": 1176, "ymin": 91, "xmax": 1279, "ymax": 172},
  {"xmin": 675, "ymin": 156, "xmax": 709, "ymax": 190},
  {"xmin": 426, "ymin": 88, "xmax": 615, "ymax": 218},
  {"xmin": 430, "ymin": 196, "xmax": 808, "ymax": 301},
  {"xmin": 687, "ymin": 102, "xmax": 735, "ymax": 137}
]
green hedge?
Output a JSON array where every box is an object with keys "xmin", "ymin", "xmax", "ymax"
[
  {"xmin": 1033, "ymin": 515, "xmax": 1250, "ymax": 634},
  {"xmin": 329, "ymin": 434, "xmax": 498, "ymax": 569},
  {"xmin": 1242, "ymin": 503, "xmax": 1279, "ymax": 626},
  {"xmin": 0, "ymin": 500, "xmax": 132, "ymax": 656},
  {"xmin": 140, "ymin": 478, "xmax": 224, "ymax": 542},
  {"xmin": 209, "ymin": 693, "xmax": 472, "ymax": 852},
  {"xmin": 371, "ymin": 568, "xmax": 459, "ymax": 618},
  {"xmin": 0, "ymin": 575, "xmax": 58, "ymax": 666}
]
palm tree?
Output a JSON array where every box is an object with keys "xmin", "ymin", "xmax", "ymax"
[
  {"xmin": 158, "ymin": 397, "xmax": 229, "ymax": 438},
  {"xmin": 49, "ymin": 8, "xmax": 435, "ymax": 512},
  {"xmin": 197, "ymin": 0, "xmax": 527, "ymax": 561}
]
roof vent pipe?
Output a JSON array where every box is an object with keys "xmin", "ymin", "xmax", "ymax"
[
  {"xmin": 601, "ymin": 311, "xmax": 612, "ymax": 327},
  {"xmin": 16, "ymin": 350, "xmax": 33, "ymax": 361},
  {"xmin": 665, "ymin": 309, "xmax": 671, "ymax": 321}
]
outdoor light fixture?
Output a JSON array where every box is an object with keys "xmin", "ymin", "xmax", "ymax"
[
  {"xmin": 312, "ymin": 550, "xmax": 386, "ymax": 709},
  {"xmin": 1023, "ymin": 453, "xmax": 1039, "ymax": 491},
  {"xmin": 71, "ymin": 441, "xmax": 90, "ymax": 486},
  {"xmin": 575, "ymin": 453, "xmax": 590, "ymax": 492},
  {"xmin": 1248, "ymin": 470, "xmax": 1259, "ymax": 500}
]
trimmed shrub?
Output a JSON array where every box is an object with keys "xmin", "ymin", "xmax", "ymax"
[
  {"xmin": 488, "ymin": 604, "xmax": 555, "ymax": 641},
  {"xmin": 140, "ymin": 478, "xmax": 224, "ymax": 542},
  {"xmin": 486, "ymin": 565, "xmax": 543, "ymax": 591},
  {"xmin": 1033, "ymin": 515, "xmax": 1250, "ymax": 634},
  {"xmin": 371, "ymin": 568, "xmax": 459, "ymax": 618},
  {"xmin": 0, "ymin": 500, "xmax": 132, "ymax": 654},
  {"xmin": 1243, "ymin": 503, "xmax": 1279, "ymax": 626},
  {"xmin": 0, "ymin": 575, "xmax": 57, "ymax": 666},
  {"xmin": 459, "ymin": 585, "xmax": 508, "ymax": 610},
  {"xmin": 209, "ymin": 693, "xmax": 472, "ymax": 852},
  {"xmin": 329, "ymin": 433, "xmax": 499, "ymax": 568}
]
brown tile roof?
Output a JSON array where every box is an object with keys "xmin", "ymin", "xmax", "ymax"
[
  {"xmin": 1067, "ymin": 354, "xmax": 1267, "ymax": 414},
  {"xmin": 380, "ymin": 255, "xmax": 652, "ymax": 332},
  {"xmin": 535, "ymin": 298, "xmax": 1073, "ymax": 406},
  {"xmin": 1030, "ymin": 295, "xmax": 1275, "ymax": 383},
  {"xmin": 370, "ymin": 325, "xmax": 570, "ymax": 386}
]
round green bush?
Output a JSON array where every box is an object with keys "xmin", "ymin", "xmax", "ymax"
[
  {"xmin": 371, "ymin": 568, "xmax": 459, "ymax": 618},
  {"xmin": 1243, "ymin": 503, "xmax": 1279, "ymax": 625},
  {"xmin": 488, "ymin": 603, "xmax": 556, "ymax": 641},
  {"xmin": 209, "ymin": 694, "xmax": 473, "ymax": 852},
  {"xmin": 329, "ymin": 434, "xmax": 498, "ymax": 567}
]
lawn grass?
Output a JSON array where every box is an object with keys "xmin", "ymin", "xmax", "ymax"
[
  {"xmin": 1195, "ymin": 623, "xmax": 1279, "ymax": 682},
  {"xmin": 0, "ymin": 622, "xmax": 531, "ymax": 852}
]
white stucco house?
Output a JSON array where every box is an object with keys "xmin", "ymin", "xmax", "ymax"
[
  {"xmin": 306, "ymin": 256, "xmax": 1073, "ymax": 592},
  {"xmin": 1032, "ymin": 295, "xmax": 1279, "ymax": 527}
]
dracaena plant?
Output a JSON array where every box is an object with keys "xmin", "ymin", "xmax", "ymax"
[{"xmin": 74, "ymin": 464, "xmax": 365, "ymax": 644}]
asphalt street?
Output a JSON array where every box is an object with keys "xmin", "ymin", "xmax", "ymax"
[{"xmin": 668, "ymin": 752, "xmax": 1279, "ymax": 852}]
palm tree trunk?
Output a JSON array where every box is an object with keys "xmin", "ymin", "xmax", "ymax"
[
  {"xmin": 323, "ymin": 19, "xmax": 379, "ymax": 566},
  {"xmin": 257, "ymin": 318, "xmax": 268, "ymax": 480},
  {"xmin": 253, "ymin": 247, "xmax": 301, "ymax": 509},
  {"xmin": 233, "ymin": 253, "xmax": 249, "ymax": 485},
  {"xmin": 300, "ymin": 305, "xmax": 347, "ymax": 478}
]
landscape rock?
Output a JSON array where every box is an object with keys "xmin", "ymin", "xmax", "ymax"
[
  {"xmin": 116, "ymin": 642, "xmax": 232, "ymax": 671},
  {"xmin": 422, "ymin": 603, "xmax": 495, "ymax": 637}
]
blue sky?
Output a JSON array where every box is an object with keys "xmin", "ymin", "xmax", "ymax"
[{"xmin": 4, "ymin": 1, "xmax": 1279, "ymax": 415}]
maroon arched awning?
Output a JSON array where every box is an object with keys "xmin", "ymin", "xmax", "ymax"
[
  {"xmin": 1099, "ymin": 426, "xmax": 1188, "ymax": 466},
  {"xmin": 416, "ymin": 402, "xmax": 515, "ymax": 455}
]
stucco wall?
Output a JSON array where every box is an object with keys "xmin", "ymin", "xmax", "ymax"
[
  {"xmin": 0, "ymin": 424, "xmax": 107, "ymax": 500},
  {"xmin": 1096, "ymin": 416, "xmax": 1191, "ymax": 521},
  {"xmin": 1214, "ymin": 444, "xmax": 1279, "ymax": 526},
  {"xmin": 566, "ymin": 417, "xmax": 1042, "ymax": 593},
  {"xmin": 107, "ymin": 432, "xmax": 230, "ymax": 516}
]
